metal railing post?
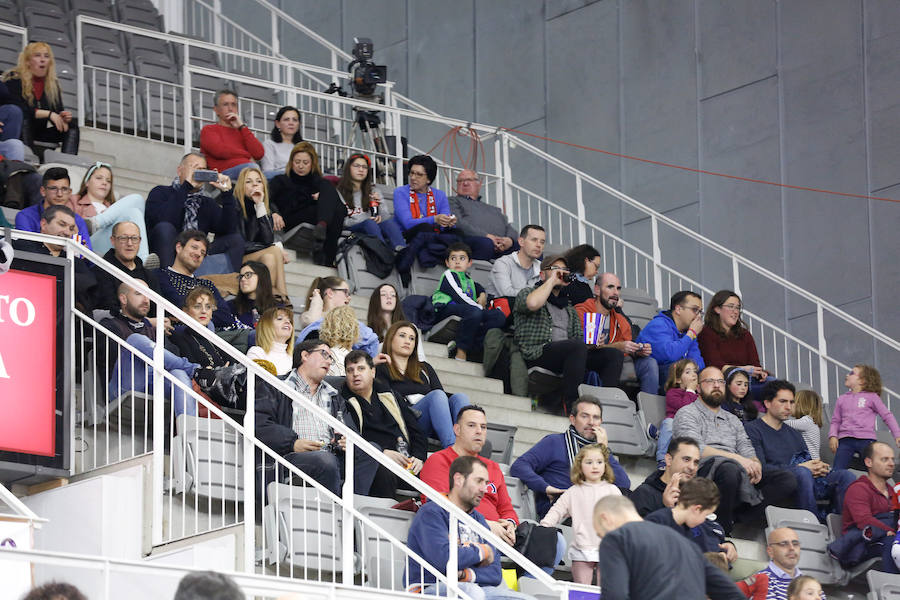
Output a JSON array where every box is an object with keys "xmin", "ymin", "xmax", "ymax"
[
  {"xmin": 76, "ymin": 18, "xmax": 84, "ymax": 128},
  {"xmin": 242, "ymin": 371, "xmax": 256, "ymax": 573},
  {"xmin": 182, "ymin": 44, "xmax": 192, "ymax": 152},
  {"xmin": 501, "ymin": 133, "xmax": 513, "ymax": 225},
  {"xmin": 341, "ymin": 438, "xmax": 355, "ymax": 585},
  {"xmin": 817, "ymin": 304, "xmax": 830, "ymax": 405},
  {"xmin": 447, "ymin": 512, "xmax": 459, "ymax": 600},
  {"xmin": 575, "ymin": 174, "xmax": 586, "ymax": 245},
  {"xmin": 651, "ymin": 215, "xmax": 664, "ymax": 308},
  {"xmin": 151, "ymin": 301, "xmax": 165, "ymax": 545},
  {"xmin": 732, "ymin": 256, "xmax": 742, "ymax": 297}
]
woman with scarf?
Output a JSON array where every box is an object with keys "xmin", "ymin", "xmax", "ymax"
[
  {"xmin": 268, "ymin": 141, "xmax": 345, "ymax": 266},
  {"xmin": 391, "ymin": 154, "xmax": 457, "ymax": 242}
]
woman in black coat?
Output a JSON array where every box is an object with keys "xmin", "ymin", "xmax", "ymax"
[
  {"xmin": 234, "ymin": 166, "xmax": 287, "ymax": 297},
  {"xmin": 268, "ymin": 141, "xmax": 345, "ymax": 266}
]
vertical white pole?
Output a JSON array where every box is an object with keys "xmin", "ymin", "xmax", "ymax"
[
  {"xmin": 817, "ymin": 305, "xmax": 830, "ymax": 406},
  {"xmin": 447, "ymin": 513, "xmax": 459, "ymax": 600},
  {"xmin": 651, "ymin": 215, "xmax": 664, "ymax": 308},
  {"xmin": 732, "ymin": 256, "xmax": 741, "ymax": 297},
  {"xmin": 242, "ymin": 371, "xmax": 256, "ymax": 572},
  {"xmin": 151, "ymin": 300, "xmax": 165, "ymax": 545},
  {"xmin": 182, "ymin": 44, "xmax": 192, "ymax": 152},
  {"xmin": 501, "ymin": 134, "xmax": 513, "ymax": 225},
  {"xmin": 76, "ymin": 18, "xmax": 84, "ymax": 128},
  {"xmin": 341, "ymin": 438, "xmax": 355, "ymax": 585},
  {"xmin": 575, "ymin": 174, "xmax": 586, "ymax": 246}
]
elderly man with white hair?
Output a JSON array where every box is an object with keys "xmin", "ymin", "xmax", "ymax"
[{"xmin": 448, "ymin": 169, "xmax": 519, "ymax": 261}]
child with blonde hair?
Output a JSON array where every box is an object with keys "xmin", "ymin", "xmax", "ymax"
[
  {"xmin": 828, "ymin": 364, "xmax": 900, "ymax": 470},
  {"xmin": 785, "ymin": 389, "xmax": 824, "ymax": 460},
  {"xmin": 539, "ymin": 443, "xmax": 621, "ymax": 584},
  {"xmin": 319, "ymin": 305, "xmax": 360, "ymax": 376}
]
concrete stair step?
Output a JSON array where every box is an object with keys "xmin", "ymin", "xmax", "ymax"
[
  {"xmin": 284, "ymin": 260, "xmax": 338, "ymax": 278},
  {"xmin": 426, "ymin": 355, "xmax": 484, "ymax": 377},
  {"xmin": 435, "ymin": 370, "xmax": 503, "ymax": 395}
]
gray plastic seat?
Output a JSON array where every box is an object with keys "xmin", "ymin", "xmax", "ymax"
[
  {"xmin": 867, "ymin": 570, "xmax": 900, "ymax": 600},
  {"xmin": 764, "ymin": 505, "xmax": 843, "ymax": 585},
  {"xmin": 578, "ymin": 384, "xmax": 652, "ymax": 456},
  {"xmin": 0, "ymin": 2, "xmax": 22, "ymax": 26},
  {"xmin": 637, "ymin": 391, "xmax": 666, "ymax": 431},
  {"xmin": 27, "ymin": 26, "xmax": 70, "ymax": 48},
  {"xmin": 22, "ymin": 0, "xmax": 65, "ymax": 21},
  {"xmin": 264, "ymin": 482, "xmax": 343, "ymax": 570},
  {"xmin": 68, "ymin": 0, "xmax": 114, "ymax": 19},
  {"xmin": 171, "ymin": 414, "xmax": 244, "ymax": 501},
  {"xmin": 485, "ymin": 422, "xmax": 517, "ymax": 465},
  {"xmin": 357, "ymin": 506, "xmax": 415, "ymax": 591},
  {"xmin": 504, "ymin": 473, "xmax": 537, "ymax": 522}
]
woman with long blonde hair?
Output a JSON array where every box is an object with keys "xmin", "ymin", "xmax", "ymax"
[
  {"xmin": 319, "ymin": 305, "xmax": 359, "ymax": 376},
  {"xmin": 233, "ymin": 166, "xmax": 288, "ymax": 296},
  {"xmin": 246, "ymin": 307, "xmax": 295, "ymax": 376},
  {"xmin": 2, "ymin": 42, "xmax": 79, "ymax": 156}
]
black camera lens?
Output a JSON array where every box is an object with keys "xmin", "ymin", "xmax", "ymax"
[{"xmin": 562, "ymin": 272, "xmax": 576, "ymax": 283}]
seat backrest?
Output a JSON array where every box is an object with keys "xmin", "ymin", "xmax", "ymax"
[
  {"xmin": 637, "ymin": 391, "xmax": 666, "ymax": 430},
  {"xmin": 358, "ymin": 506, "xmax": 415, "ymax": 591},
  {"xmin": 578, "ymin": 384, "xmax": 651, "ymax": 456},
  {"xmin": 867, "ymin": 570, "xmax": 900, "ymax": 600},
  {"xmin": 485, "ymin": 422, "xmax": 517, "ymax": 465},
  {"xmin": 765, "ymin": 505, "xmax": 843, "ymax": 584},
  {"xmin": 174, "ymin": 414, "xmax": 243, "ymax": 501},
  {"xmin": 266, "ymin": 482, "xmax": 342, "ymax": 570},
  {"xmin": 503, "ymin": 474, "xmax": 536, "ymax": 522}
]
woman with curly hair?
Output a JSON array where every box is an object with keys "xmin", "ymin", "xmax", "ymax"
[
  {"xmin": 319, "ymin": 305, "xmax": 359, "ymax": 376},
  {"xmin": 2, "ymin": 41, "xmax": 78, "ymax": 156}
]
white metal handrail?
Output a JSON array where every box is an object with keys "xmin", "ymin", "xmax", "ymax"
[
  {"xmin": 0, "ymin": 484, "xmax": 46, "ymax": 526},
  {"xmin": 10, "ymin": 229, "xmax": 570, "ymax": 597},
  {"xmin": 0, "ymin": 21, "xmax": 27, "ymax": 47}
]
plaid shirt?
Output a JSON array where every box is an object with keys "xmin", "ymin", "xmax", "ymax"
[
  {"xmin": 513, "ymin": 286, "xmax": 582, "ymax": 361},
  {"xmin": 286, "ymin": 370, "xmax": 337, "ymax": 444}
]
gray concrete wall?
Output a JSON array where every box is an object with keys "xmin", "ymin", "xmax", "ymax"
[{"xmin": 220, "ymin": 0, "xmax": 900, "ymax": 385}]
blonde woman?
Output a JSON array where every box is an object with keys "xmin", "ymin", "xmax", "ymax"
[
  {"xmin": 246, "ymin": 307, "xmax": 295, "ymax": 376},
  {"xmin": 319, "ymin": 305, "xmax": 359, "ymax": 376},
  {"xmin": 70, "ymin": 162, "xmax": 148, "ymax": 258},
  {"xmin": 233, "ymin": 166, "xmax": 288, "ymax": 297},
  {"xmin": 2, "ymin": 41, "xmax": 79, "ymax": 155}
]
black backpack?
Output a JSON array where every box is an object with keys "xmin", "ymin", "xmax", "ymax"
[
  {"xmin": 337, "ymin": 233, "xmax": 395, "ymax": 279},
  {"xmin": 0, "ymin": 159, "xmax": 37, "ymax": 209}
]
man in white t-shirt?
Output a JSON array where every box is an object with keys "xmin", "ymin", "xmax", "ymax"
[{"xmin": 490, "ymin": 224, "xmax": 545, "ymax": 299}]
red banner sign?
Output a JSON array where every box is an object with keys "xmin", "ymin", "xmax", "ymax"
[{"xmin": 0, "ymin": 269, "xmax": 58, "ymax": 456}]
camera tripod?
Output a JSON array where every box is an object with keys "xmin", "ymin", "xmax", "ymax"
[{"xmin": 347, "ymin": 107, "xmax": 396, "ymax": 186}]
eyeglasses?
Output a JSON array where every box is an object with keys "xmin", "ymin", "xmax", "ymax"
[
  {"xmin": 237, "ymin": 272, "xmax": 257, "ymax": 280},
  {"xmin": 544, "ymin": 266, "xmax": 567, "ymax": 271},
  {"xmin": 44, "ymin": 185, "xmax": 71, "ymax": 194},
  {"xmin": 331, "ymin": 288, "xmax": 350, "ymax": 296},
  {"xmin": 457, "ymin": 177, "xmax": 479, "ymax": 183},
  {"xmin": 408, "ymin": 170, "xmax": 427, "ymax": 178},
  {"xmin": 114, "ymin": 235, "xmax": 141, "ymax": 244},
  {"xmin": 768, "ymin": 540, "xmax": 801, "ymax": 549},
  {"xmin": 312, "ymin": 348, "xmax": 334, "ymax": 362},
  {"xmin": 721, "ymin": 303, "xmax": 742, "ymax": 312},
  {"xmin": 190, "ymin": 303, "xmax": 215, "ymax": 312},
  {"xmin": 680, "ymin": 304, "xmax": 703, "ymax": 315},
  {"xmin": 700, "ymin": 378, "xmax": 726, "ymax": 386}
]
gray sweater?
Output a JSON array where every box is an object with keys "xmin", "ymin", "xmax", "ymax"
[{"xmin": 447, "ymin": 194, "xmax": 517, "ymax": 240}]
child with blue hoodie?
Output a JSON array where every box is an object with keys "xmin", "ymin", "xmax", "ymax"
[{"xmin": 432, "ymin": 242, "xmax": 506, "ymax": 361}]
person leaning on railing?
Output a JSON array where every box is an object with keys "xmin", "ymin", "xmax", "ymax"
[{"xmin": 1, "ymin": 41, "xmax": 79, "ymax": 158}]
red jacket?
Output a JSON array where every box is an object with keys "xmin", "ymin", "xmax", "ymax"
[
  {"xmin": 419, "ymin": 447, "xmax": 518, "ymax": 524},
  {"xmin": 573, "ymin": 300, "xmax": 633, "ymax": 344},
  {"xmin": 842, "ymin": 475, "xmax": 896, "ymax": 534},
  {"xmin": 199, "ymin": 123, "xmax": 265, "ymax": 171}
]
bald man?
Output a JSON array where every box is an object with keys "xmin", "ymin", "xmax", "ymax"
[
  {"xmin": 737, "ymin": 527, "xmax": 820, "ymax": 600},
  {"xmin": 594, "ymin": 495, "xmax": 744, "ymax": 599},
  {"xmin": 448, "ymin": 169, "xmax": 519, "ymax": 261}
]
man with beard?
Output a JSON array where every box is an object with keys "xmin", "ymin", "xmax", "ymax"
[
  {"xmin": 510, "ymin": 396, "xmax": 631, "ymax": 518},
  {"xmin": 673, "ymin": 366, "xmax": 796, "ymax": 533},
  {"xmin": 631, "ymin": 437, "xmax": 738, "ymax": 566},
  {"xmin": 513, "ymin": 255, "xmax": 623, "ymax": 413},
  {"xmin": 407, "ymin": 456, "xmax": 536, "ymax": 600},
  {"xmin": 574, "ymin": 272, "xmax": 658, "ymax": 393}
]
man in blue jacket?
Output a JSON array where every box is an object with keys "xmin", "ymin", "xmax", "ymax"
[
  {"xmin": 406, "ymin": 455, "xmax": 535, "ymax": 600},
  {"xmin": 636, "ymin": 290, "xmax": 706, "ymax": 389},
  {"xmin": 509, "ymin": 396, "xmax": 630, "ymax": 517}
]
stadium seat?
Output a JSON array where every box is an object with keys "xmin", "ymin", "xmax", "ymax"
[
  {"xmin": 171, "ymin": 413, "xmax": 244, "ymax": 502},
  {"xmin": 0, "ymin": 1, "xmax": 22, "ymax": 26},
  {"xmin": 409, "ymin": 262, "xmax": 444, "ymax": 297},
  {"xmin": 527, "ymin": 366, "xmax": 564, "ymax": 400},
  {"xmin": 637, "ymin": 391, "xmax": 666, "ymax": 434},
  {"xmin": 424, "ymin": 316, "xmax": 459, "ymax": 345},
  {"xmin": 503, "ymin": 473, "xmax": 536, "ymax": 522},
  {"xmin": 69, "ymin": 0, "xmax": 115, "ymax": 20},
  {"xmin": 357, "ymin": 506, "xmax": 415, "ymax": 591},
  {"xmin": 825, "ymin": 511, "xmax": 881, "ymax": 583},
  {"xmin": 577, "ymin": 384, "xmax": 652, "ymax": 456},
  {"xmin": 867, "ymin": 569, "xmax": 900, "ymax": 600},
  {"xmin": 764, "ymin": 505, "xmax": 845, "ymax": 585},
  {"xmin": 22, "ymin": 0, "xmax": 65, "ymax": 22},
  {"xmin": 485, "ymin": 422, "xmax": 517, "ymax": 465},
  {"xmin": 264, "ymin": 482, "xmax": 343, "ymax": 571}
]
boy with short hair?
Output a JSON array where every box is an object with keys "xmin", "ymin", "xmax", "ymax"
[
  {"xmin": 432, "ymin": 242, "xmax": 506, "ymax": 361},
  {"xmin": 645, "ymin": 476, "xmax": 737, "ymax": 567}
]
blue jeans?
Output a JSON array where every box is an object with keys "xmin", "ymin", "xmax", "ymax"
[
  {"xmin": 414, "ymin": 389, "xmax": 469, "ymax": 447},
  {"xmin": 789, "ymin": 465, "xmax": 856, "ymax": 516},
  {"xmin": 283, "ymin": 449, "xmax": 342, "ymax": 496},
  {"xmin": 833, "ymin": 437, "xmax": 875, "ymax": 471},
  {"xmin": 89, "ymin": 194, "xmax": 149, "ymax": 259},
  {"xmin": 435, "ymin": 304, "xmax": 506, "ymax": 353},
  {"xmin": 220, "ymin": 162, "xmax": 259, "ymax": 181},
  {"xmin": 655, "ymin": 417, "xmax": 674, "ymax": 463},
  {"xmin": 0, "ymin": 103, "xmax": 23, "ymax": 140},
  {"xmin": 463, "ymin": 235, "xmax": 519, "ymax": 261},
  {"xmin": 0, "ymin": 138, "xmax": 25, "ymax": 161},
  {"xmin": 634, "ymin": 355, "xmax": 659, "ymax": 394},
  {"xmin": 108, "ymin": 333, "xmax": 199, "ymax": 416},
  {"xmin": 348, "ymin": 216, "xmax": 407, "ymax": 249}
]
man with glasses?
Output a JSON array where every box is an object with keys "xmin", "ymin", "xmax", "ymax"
[
  {"xmin": 674, "ymin": 366, "xmax": 796, "ymax": 534},
  {"xmin": 448, "ymin": 169, "xmax": 519, "ymax": 261},
  {"xmin": 15, "ymin": 167, "xmax": 93, "ymax": 250},
  {"xmin": 514, "ymin": 255, "xmax": 623, "ymax": 414},
  {"xmin": 636, "ymin": 290, "xmax": 706, "ymax": 391},
  {"xmin": 738, "ymin": 528, "xmax": 809, "ymax": 600},
  {"xmin": 255, "ymin": 339, "xmax": 377, "ymax": 497},
  {"xmin": 95, "ymin": 221, "xmax": 162, "ymax": 311}
]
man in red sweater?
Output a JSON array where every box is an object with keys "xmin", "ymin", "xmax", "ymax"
[
  {"xmin": 419, "ymin": 405, "xmax": 518, "ymax": 543},
  {"xmin": 199, "ymin": 89, "xmax": 265, "ymax": 180},
  {"xmin": 839, "ymin": 441, "xmax": 898, "ymax": 573}
]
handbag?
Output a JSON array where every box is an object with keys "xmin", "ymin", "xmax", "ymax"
[{"xmin": 513, "ymin": 521, "xmax": 558, "ymax": 567}]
